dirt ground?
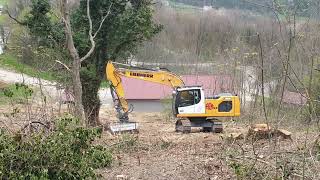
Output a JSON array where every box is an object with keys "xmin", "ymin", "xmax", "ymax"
[
  {"xmin": 98, "ymin": 108, "xmax": 249, "ymax": 180},
  {"xmin": 98, "ymin": 108, "xmax": 320, "ymax": 180},
  {"xmin": 0, "ymin": 102, "xmax": 318, "ymax": 179}
]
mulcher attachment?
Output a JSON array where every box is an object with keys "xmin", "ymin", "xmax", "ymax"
[{"xmin": 109, "ymin": 122, "xmax": 139, "ymax": 134}]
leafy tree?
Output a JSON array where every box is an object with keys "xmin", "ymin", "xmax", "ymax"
[
  {"xmin": 22, "ymin": 0, "xmax": 161, "ymax": 125},
  {"xmin": 72, "ymin": 0, "xmax": 162, "ymax": 125},
  {"xmin": 23, "ymin": 0, "xmax": 64, "ymax": 46}
]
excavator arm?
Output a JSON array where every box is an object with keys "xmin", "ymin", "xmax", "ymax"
[{"xmin": 106, "ymin": 61, "xmax": 184, "ymax": 122}]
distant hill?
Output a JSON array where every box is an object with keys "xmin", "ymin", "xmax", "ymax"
[
  {"xmin": 169, "ymin": 0, "xmax": 319, "ymax": 18},
  {"xmin": 170, "ymin": 0, "xmax": 270, "ymax": 10}
]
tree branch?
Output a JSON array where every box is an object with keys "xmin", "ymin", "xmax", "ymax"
[
  {"xmin": 6, "ymin": 10, "xmax": 26, "ymax": 25},
  {"xmin": 55, "ymin": 60, "xmax": 71, "ymax": 72},
  {"xmin": 80, "ymin": 0, "xmax": 112, "ymax": 62},
  {"xmin": 93, "ymin": 3, "xmax": 113, "ymax": 38},
  {"xmin": 111, "ymin": 38, "xmax": 141, "ymax": 60}
]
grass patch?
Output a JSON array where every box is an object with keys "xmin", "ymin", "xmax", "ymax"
[
  {"xmin": 0, "ymin": 53, "xmax": 57, "ymax": 81},
  {"xmin": 100, "ymin": 80, "xmax": 110, "ymax": 88},
  {"xmin": 0, "ymin": 14, "xmax": 6, "ymax": 24},
  {"xmin": 0, "ymin": 0, "xmax": 7, "ymax": 25},
  {"xmin": 0, "ymin": 53, "xmax": 109, "ymax": 89},
  {"xmin": 0, "ymin": 0, "xmax": 7, "ymax": 5},
  {"xmin": 0, "ymin": 82, "xmax": 33, "ymax": 105},
  {"xmin": 168, "ymin": 0, "xmax": 201, "ymax": 11}
]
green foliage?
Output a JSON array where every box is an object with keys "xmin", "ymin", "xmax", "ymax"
[
  {"xmin": 100, "ymin": 80, "xmax": 110, "ymax": 88},
  {"xmin": 22, "ymin": 0, "xmax": 162, "ymax": 124},
  {"xmin": 0, "ymin": 53, "xmax": 59, "ymax": 82},
  {"xmin": 24, "ymin": 0, "xmax": 64, "ymax": 46},
  {"xmin": 230, "ymin": 162, "xmax": 249, "ymax": 179},
  {"xmin": 0, "ymin": 117, "xmax": 112, "ymax": 179},
  {"xmin": 24, "ymin": 0, "xmax": 51, "ymax": 39},
  {"xmin": 71, "ymin": 0, "xmax": 162, "ymax": 60},
  {"xmin": 72, "ymin": 0, "xmax": 162, "ymax": 124},
  {"xmin": 0, "ymin": 83, "xmax": 33, "ymax": 105},
  {"xmin": 113, "ymin": 134, "xmax": 139, "ymax": 152},
  {"xmin": 0, "ymin": 0, "xmax": 7, "ymax": 5},
  {"xmin": 159, "ymin": 138, "xmax": 173, "ymax": 150},
  {"xmin": 80, "ymin": 65, "xmax": 101, "ymax": 125},
  {"xmin": 229, "ymin": 160, "xmax": 267, "ymax": 179}
]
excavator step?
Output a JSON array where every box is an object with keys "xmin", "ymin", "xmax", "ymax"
[{"xmin": 108, "ymin": 122, "xmax": 139, "ymax": 134}]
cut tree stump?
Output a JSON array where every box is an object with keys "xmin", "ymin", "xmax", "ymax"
[
  {"xmin": 247, "ymin": 124, "xmax": 292, "ymax": 140},
  {"xmin": 248, "ymin": 124, "xmax": 272, "ymax": 139},
  {"xmin": 275, "ymin": 129, "xmax": 292, "ymax": 140}
]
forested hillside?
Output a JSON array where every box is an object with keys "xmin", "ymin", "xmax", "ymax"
[{"xmin": 170, "ymin": 0, "xmax": 320, "ymax": 18}]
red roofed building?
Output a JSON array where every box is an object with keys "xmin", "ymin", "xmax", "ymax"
[{"xmin": 121, "ymin": 75, "xmax": 234, "ymax": 100}]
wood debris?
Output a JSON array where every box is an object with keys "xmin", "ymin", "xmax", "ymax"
[{"xmin": 247, "ymin": 124, "xmax": 292, "ymax": 140}]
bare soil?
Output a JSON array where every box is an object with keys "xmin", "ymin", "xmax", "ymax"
[
  {"xmin": 98, "ymin": 108, "xmax": 320, "ymax": 180},
  {"xmin": 0, "ymin": 81, "xmax": 8, "ymax": 89},
  {"xmin": 99, "ymin": 109, "xmax": 248, "ymax": 180}
]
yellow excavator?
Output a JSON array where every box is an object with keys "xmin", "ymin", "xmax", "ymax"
[{"xmin": 106, "ymin": 61, "xmax": 240, "ymax": 133}]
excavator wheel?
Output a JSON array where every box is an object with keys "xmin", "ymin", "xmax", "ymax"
[{"xmin": 175, "ymin": 119, "xmax": 191, "ymax": 133}]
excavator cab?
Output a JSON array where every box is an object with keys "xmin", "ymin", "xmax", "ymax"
[
  {"xmin": 173, "ymin": 87, "xmax": 205, "ymax": 116},
  {"xmin": 173, "ymin": 86, "xmax": 240, "ymax": 133}
]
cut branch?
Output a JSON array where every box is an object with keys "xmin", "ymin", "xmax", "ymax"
[{"xmin": 55, "ymin": 60, "xmax": 71, "ymax": 72}]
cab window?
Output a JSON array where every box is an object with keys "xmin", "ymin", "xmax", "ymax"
[{"xmin": 177, "ymin": 89, "xmax": 201, "ymax": 107}]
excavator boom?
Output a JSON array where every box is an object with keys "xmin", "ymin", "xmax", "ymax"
[{"xmin": 106, "ymin": 61, "xmax": 184, "ymax": 114}]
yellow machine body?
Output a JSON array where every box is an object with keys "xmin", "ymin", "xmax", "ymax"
[
  {"xmin": 177, "ymin": 97, "xmax": 241, "ymax": 118},
  {"xmin": 106, "ymin": 61, "xmax": 241, "ymax": 133}
]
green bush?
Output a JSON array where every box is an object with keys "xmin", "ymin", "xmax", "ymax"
[
  {"xmin": 0, "ymin": 83, "xmax": 34, "ymax": 105},
  {"xmin": 0, "ymin": 117, "xmax": 112, "ymax": 179}
]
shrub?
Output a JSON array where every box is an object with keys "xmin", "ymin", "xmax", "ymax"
[{"xmin": 0, "ymin": 117, "xmax": 112, "ymax": 179}]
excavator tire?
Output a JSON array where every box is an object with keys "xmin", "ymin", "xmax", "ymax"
[{"xmin": 175, "ymin": 119, "xmax": 191, "ymax": 133}]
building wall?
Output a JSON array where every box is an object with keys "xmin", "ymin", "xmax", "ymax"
[{"xmin": 128, "ymin": 100, "xmax": 171, "ymax": 112}]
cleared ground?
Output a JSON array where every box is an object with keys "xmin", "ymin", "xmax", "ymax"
[
  {"xmin": 99, "ymin": 109, "xmax": 247, "ymax": 180},
  {"xmin": 98, "ymin": 108, "xmax": 320, "ymax": 180}
]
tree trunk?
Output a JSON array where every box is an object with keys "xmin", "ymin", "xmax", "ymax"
[
  {"xmin": 61, "ymin": 0, "xmax": 86, "ymax": 123},
  {"xmin": 81, "ymin": 65, "xmax": 102, "ymax": 126},
  {"xmin": 71, "ymin": 57, "xmax": 86, "ymax": 123}
]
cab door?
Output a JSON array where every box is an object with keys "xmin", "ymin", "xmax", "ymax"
[{"xmin": 176, "ymin": 88, "xmax": 205, "ymax": 114}]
